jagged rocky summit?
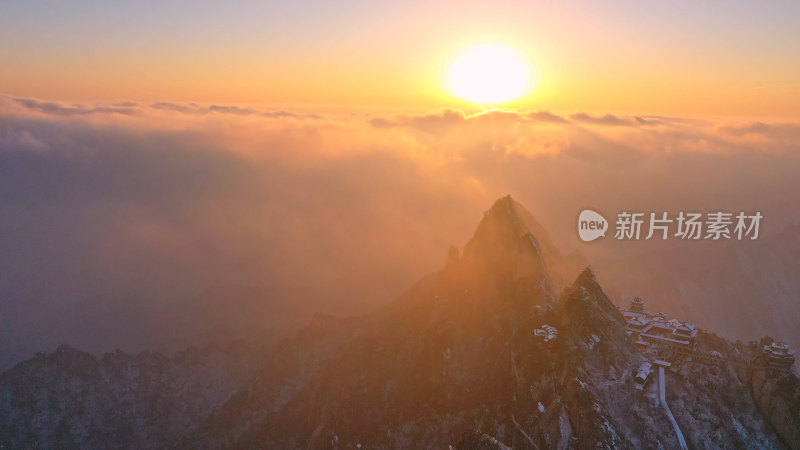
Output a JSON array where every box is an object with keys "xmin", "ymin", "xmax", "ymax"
[{"xmin": 2, "ymin": 195, "xmax": 798, "ymax": 449}]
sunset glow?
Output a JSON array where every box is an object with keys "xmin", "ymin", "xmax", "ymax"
[
  {"xmin": 1, "ymin": 2, "xmax": 798, "ymax": 116},
  {"xmin": 447, "ymin": 44, "xmax": 534, "ymax": 104},
  {"xmin": 2, "ymin": 3, "xmax": 800, "ymax": 447}
]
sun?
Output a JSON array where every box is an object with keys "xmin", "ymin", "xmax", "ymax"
[{"xmin": 447, "ymin": 44, "xmax": 535, "ymax": 105}]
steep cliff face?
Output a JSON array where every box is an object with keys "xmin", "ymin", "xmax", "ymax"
[
  {"xmin": 751, "ymin": 367, "xmax": 800, "ymax": 448},
  {"xmin": 0, "ymin": 343, "xmax": 265, "ymax": 449},
  {"xmin": 461, "ymin": 195, "xmax": 584, "ymax": 292},
  {"xmin": 551, "ymin": 269, "xmax": 634, "ymax": 449}
]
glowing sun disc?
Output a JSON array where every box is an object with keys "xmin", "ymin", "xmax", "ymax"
[{"xmin": 447, "ymin": 44, "xmax": 534, "ymax": 104}]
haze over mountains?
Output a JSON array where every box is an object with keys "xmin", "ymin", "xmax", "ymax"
[
  {"xmin": 2, "ymin": 98, "xmax": 800, "ymax": 373},
  {"xmin": 3, "ymin": 1, "xmax": 800, "ymax": 447},
  {"xmin": 2, "ymin": 196, "xmax": 799, "ymax": 449}
]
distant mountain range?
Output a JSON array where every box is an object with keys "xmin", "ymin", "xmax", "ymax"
[{"xmin": 2, "ymin": 196, "xmax": 799, "ymax": 449}]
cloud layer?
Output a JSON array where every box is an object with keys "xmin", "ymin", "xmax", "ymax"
[{"xmin": 1, "ymin": 95, "xmax": 799, "ymax": 368}]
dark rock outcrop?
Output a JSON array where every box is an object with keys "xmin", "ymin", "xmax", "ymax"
[{"xmin": 751, "ymin": 368, "xmax": 800, "ymax": 448}]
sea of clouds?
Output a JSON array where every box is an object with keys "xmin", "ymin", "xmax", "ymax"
[{"xmin": 1, "ymin": 94, "xmax": 798, "ymax": 368}]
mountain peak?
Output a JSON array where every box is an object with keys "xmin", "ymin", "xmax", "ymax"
[
  {"xmin": 574, "ymin": 266, "xmax": 597, "ymax": 286},
  {"xmin": 458, "ymin": 196, "xmax": 574, "ymax": 287},
  {"xmin": 490, "ymin": 194, "xmax": 518, "ymax": 211},
  {"xmin": 456, "ymin": 196, "xmax": 549, "ymax": 285},
  {"xmin": 565, "ymin": 267, "xmax": 616, "ymax": 312},
  {"xmin": 463, "ymin": 196, "xmax": 537, "ymax": 258},
  {"xmin": 485, "ymin": 194, "xmax": 527, "ymax": 233},
  {"xmin": 561, "ymin": 266, "xmax": 629, "ymax": 345},
  {"xmin": 463, "ymin": 196, "xmax": 587, "ymax": 289}
]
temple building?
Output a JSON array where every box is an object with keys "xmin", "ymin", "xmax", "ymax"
[
  {"xmin": 762, "ymin": 342, "xmax": 796, "ymax": 370},
  {"xmin": 620, "ymin": 297, "xmax": 697, "ymax": 356}
]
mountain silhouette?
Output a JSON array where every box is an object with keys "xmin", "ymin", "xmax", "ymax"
[{"xmin": 2, "ymin": 196, "xmax": 797, "ymax": 449}]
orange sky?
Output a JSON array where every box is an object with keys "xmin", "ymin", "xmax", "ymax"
[{"xmin": 1, "ymin": 1, "xmax": 799, "ymax": 118}]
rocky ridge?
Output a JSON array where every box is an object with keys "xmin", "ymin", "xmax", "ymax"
[{"xmin": 1, "ymin": 196, "xmax": 797, "ymax": 449}]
